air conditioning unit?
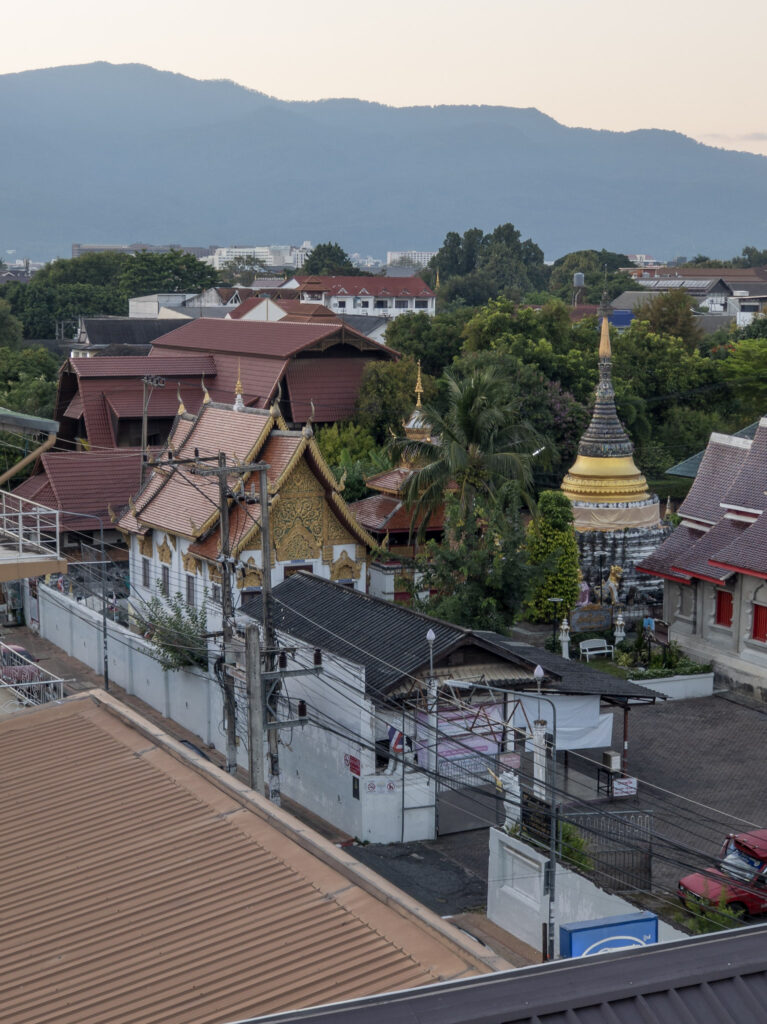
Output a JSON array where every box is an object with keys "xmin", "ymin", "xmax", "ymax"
[{"xmin": 603, "ymin": 750, "xmax": 621, "ymax": 772}]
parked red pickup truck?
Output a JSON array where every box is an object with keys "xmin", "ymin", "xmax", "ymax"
[{"xmin": 678, "ymin": 829, "xmax": 767, "ymax": 918}]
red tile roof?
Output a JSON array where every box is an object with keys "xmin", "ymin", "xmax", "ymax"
[
  {"xmin": 227, "ymin": 297, "xmax": 269, "ymax": 319},
  {"xmin": 294, "ymin": 275, "xmax": 434, "ymax": 299},
  {"xmin": 13, "ymin": 449, "xmax": 145, "ymax": 529},
  {"xmin": 365, "ymin": 467, "xmax": 413, "ymax": 495},
  {"xmin": 285, "ymin": 357, "xmax": 369, "ymax": 422},
  {"xmin": 350, "ymin": 494, "xmax": 444, "ymax": 535}
]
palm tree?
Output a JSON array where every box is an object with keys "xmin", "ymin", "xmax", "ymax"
[{"xmin": 399, "ymin": 365, "xmax": 547, "ymax": 535}]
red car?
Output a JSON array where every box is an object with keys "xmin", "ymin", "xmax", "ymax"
[{"xmin": 678, "ymin": 829, "xmax": 767, "ymax": 918}]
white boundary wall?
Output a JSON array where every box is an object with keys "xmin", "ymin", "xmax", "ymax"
[
  {"xmin": 36, "ymin": 584, "xmax": 229, "ymax": 757},
  {"xmin": 487, "ymin": 829, "xmax": 684, "ymax": 957},
  {"xmin": 34, "ymin": 584, "xmax": 436, "ymax": 843}
]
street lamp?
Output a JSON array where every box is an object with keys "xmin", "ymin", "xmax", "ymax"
[
  {"xmin": 533, "ymin": 664, "xmax": 558, "ymax": 962},
  {"xmin": 425, "ymin": 628, "xmax": 436, "ymax": 776}
]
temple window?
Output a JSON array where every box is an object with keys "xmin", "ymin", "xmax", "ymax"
[
  {"xmin": 715, "ymin": 590, "xmax": 733, "ymax": 628},
  {"xmin": 751, "ymin": 603, "xmax": 767, "ymax": 643}
]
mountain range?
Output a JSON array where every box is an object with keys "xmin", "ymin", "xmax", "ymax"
[{"xmin": 2, "ymin": 62, "xmax": 766, "ymax": 263}]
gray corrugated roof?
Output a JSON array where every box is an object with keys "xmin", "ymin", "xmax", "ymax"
[
  {"xmin": 81, "ymin": 318, "xmax": 184, "ymax": 346},
  {"xmin": 243, "ymin": 575, "xmax": 660, "ymax": 703},
  {"xmin": 239, "ymin": 922, "xmax": 767, "ymax": 1024},
  {"xmin": 472, "ymin": 633, "xmax": 660, "ymax": 701}
]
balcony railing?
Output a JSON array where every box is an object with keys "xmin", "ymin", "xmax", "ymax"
[{"xmin": 0, "ymin": 641, "xmax": 64, "ymax": 708}]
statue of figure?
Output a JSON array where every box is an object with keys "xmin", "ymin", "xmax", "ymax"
[
  {"xmin": 606, "ymin": 564, "xmax": 623, "ymax": 604},
  {"xmin": 577, "ymin": 567, "xmax": 591, "ymax": 606}
]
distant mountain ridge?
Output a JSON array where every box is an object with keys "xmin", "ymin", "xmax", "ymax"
[{"xmin": 2, "ymin": 62, "xmax": 766, "ymax": 262}]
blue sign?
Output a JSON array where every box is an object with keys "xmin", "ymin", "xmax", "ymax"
[{"xmin": 560, "ymin": 911, "xmax": 658, "ymax": 958}]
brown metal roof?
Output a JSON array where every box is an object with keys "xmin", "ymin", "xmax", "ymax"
[
  {"xmin": 285, "ymin": 357, "xmax": 369, "ymax": 421},
  {"xmin": 151, "ymin": 317, "xmax": 372, "ymax": 358},
  {"xmin": 0, "ymin": 695, "xmax": 494, "ymax": 1024},
  {"xmin": 72, "ymin": 354, "xmax": 216, "ymax": 378}
]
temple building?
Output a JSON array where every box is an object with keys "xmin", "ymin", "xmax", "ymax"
[
  {"xmin": 561, "ymin": 317, "xmax": 669, "ymax": 601},
  {"xmin": 118, "ymin": 384, "xmax": 374, "ymax": 621},
  {"xmin": 636, "ymin": 420, "xmax": 767, "ymax": 699},
  {"xmin": 352, "ymin": 365, "xmax": 446, "ymax": 602}
]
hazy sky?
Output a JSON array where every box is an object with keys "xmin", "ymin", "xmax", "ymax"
[{"xmin": 4, "ymin": 0, "xmax": 766, "ymax": 156}]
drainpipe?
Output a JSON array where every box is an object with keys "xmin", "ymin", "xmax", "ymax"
[{"xmin": 0, "ymin": 432, "xmax": 57, "ymax": 488}]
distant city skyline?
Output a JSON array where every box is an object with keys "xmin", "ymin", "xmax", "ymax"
[{"xmin": 3, "ymin": 0, "xmax": 766, "ymax": 157}]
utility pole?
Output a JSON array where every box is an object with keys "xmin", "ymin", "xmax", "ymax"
[
  {"xmin": 218, "ymin": 451, "xmax": 238, "ymax": 774},
  {"xmin": 246, "ymin": 623, "xmax": 265, "ymax": 794},
  {"xmin": 258, "ymin": 462, "xmax": 280, "ymax": 805},
  {"xmin": 141, "ymin": 375, "xmax": 165, "ymax": 487}
]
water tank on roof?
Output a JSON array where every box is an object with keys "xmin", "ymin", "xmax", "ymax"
[{"xmin": 573, "ymin": 272, "xmax": 585, "ymax": 288}]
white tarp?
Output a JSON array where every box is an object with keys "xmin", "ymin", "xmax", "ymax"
[{"xmin": 512, "ymin": 694, "xmax": 613, "ymax": 751}]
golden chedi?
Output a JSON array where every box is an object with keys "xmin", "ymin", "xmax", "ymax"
[{"xmin": 562, "ymin": 317, "xmax": 660, "ymax": 531}]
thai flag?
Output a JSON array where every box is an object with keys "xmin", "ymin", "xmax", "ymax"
[{"xmin": 388, "ymin": 726, "xmax": 404, "ymax": 753}]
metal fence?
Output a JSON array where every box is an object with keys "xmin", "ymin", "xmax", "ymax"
[
  {"xmin": 563, "ymin": 808, "xmax": 654, "ymax": 893},
  {"xmin": 0, "ymin": 491, "xmax": 61, "ymax": 559}
]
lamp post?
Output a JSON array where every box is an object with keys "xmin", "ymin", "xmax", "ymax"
[
  {"xmin": 426, "ymin": 628, "xmax": 436, "ymax": 777},
  {"xmin": 533, "ymin": 664, "xmax": 558, "ymax": 962},
  {"xmin": 593, "ymin": 549, "xmax": 607, "ymax": 606},
  {"xmin": 141, "ymin": 375, "xmax": 166, "ymax": 487}
]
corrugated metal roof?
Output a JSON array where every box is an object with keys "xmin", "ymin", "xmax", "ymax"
[
  {"xmin": 244, "ymin": 576, "xmax": 658, "ymax": 702},
  {"xmin": 80, "ymin": 317, "xmax": 184, "ymax": 347},
  {"xmin": 151, "ymin": 318, "xmax": 368, "ymax": 358},
  {"xmin": 241, "ymin": 922, "xmax": 767, "ymax": 1024},
  {"xmin": 0, "ymin": 694, "xmax": 491, "ymax": 1024},
  {"xmin": 72, "ymin": 354, "xmax": 216, "ymax": 377}
]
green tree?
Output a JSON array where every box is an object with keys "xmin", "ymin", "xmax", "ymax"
[
  {"xmin": 302, "ymin": 242, "xmax": 360, "ymax": 276},
  {"xmin": 33, "ymin": 251, "xmax": 129, "ymax": 286},
  {"xmin": 356, "ymin": 357, "xmax": 435, "ymax": 443},
  {"xmin": 399, "ymin": 364, "xmax": 547, "ymax": 532},
  {"xmin": 548, "ymin": 249, "xmax": 633, "ymax": 303},
  {"xmin": 410, "ymin": 484, "xmax": 534, "ymax": 633},
  {"xmin": 0, "ymin": 346, "xmax": 60, "ymax": 417},
  {"xmin": 524, "ymin": 491, "xmax": 579, "ymax": 623},
  {"xmin": 383, "ymin": 309, "xmax": 472, "ymax": 376},
  {"xmin": 0, "ymin": 299, "xmax": 23, "ymax": 349},
  {"xmin": 133, "ymin": 586, "xmax": 209, "ymax": 670},
  {"xmin": 638, "ymin": 289, "xmax": 704, "ymax": 352},
  {"xmin": 314, "ymin": 421, "xmax": 390, "ymax": 502},
  {"xmin": 722, "ymin": 334, "xmax": 767, "ymax": 420},
  {"xmin": 117, "ymin": 249, "xmax": 218, "ymax": 295}
]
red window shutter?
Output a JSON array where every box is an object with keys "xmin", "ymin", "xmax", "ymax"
[
  {"xmin": 752, "ymin": 603, "xmax": 767, "ymax": 643},
  {"xmin": 716, "ymin": 590, "xmax": 733, "ymax": 627}
]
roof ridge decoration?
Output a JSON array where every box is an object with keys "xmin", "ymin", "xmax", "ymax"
[{"xmin": 234, "ymin": 360, "xmax": 245, "ymax": 412}]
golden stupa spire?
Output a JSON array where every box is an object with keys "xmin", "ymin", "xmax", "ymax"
[
  {"xmin": 233, "ymin": 360, "xmax": 245, "ymax": 411},
  {"xmin": 414, "ymin": 360, "xmax": 424, "ymax": 408},
  {"xmin": 435, "ymin": 269, "xmax": 440, "ymax": 289},
  {"xmin": 599, "ymin": 316, "xmax": 612, "ymax": 358}
]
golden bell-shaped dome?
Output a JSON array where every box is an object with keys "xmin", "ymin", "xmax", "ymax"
[{"xmin": 562, "ymin": 318, "xmax": 651, "ymax": 507}]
